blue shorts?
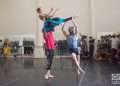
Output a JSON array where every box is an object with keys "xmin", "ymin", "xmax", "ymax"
[{"xmin": 69, "ymin": 48, "xmax": 80, "ymax": 55}]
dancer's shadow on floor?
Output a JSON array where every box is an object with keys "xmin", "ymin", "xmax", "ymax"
[
  {"xmin": 44, "ymin": 79, "xmax": 54, "ymax": 86},
  {"xmin": 76, "ymin": 62, "xmax": 88, "ymax": 86},
  {"xmin": 23, "ymin": 58, "xmax": 34, "ymax": 68},
  {"xmin": 76, "ymin": 72, "xmax": 86, "ymax": 86}
]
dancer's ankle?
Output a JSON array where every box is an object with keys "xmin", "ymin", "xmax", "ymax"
[{"xmin": 77, "ymin": 70, "xmax": 80, "ymax": 75}]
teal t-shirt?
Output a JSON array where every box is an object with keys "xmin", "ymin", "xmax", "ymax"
[{"xmin": 43, "ymin": 17, "xmax": 65, "ymax": 32}]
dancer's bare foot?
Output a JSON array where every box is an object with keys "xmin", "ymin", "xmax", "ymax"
[
  {"xmin": 72, "ymin": 16, "xmax": 79, "ymax": 19},
  {"xmin": 82, "ymin": 70, "xmax": 85, "ymax": 75}
]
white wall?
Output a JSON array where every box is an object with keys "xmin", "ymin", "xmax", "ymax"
[
  {"xmin": 92, "ymin": 0, "xmax": 120, "ymax": 35},
  {"xmin": 0, "ymin": 0, "xmax": 37, "ymax": 35},
  {"xmin": 1, "ymin": 0, "xmax": 120, "ymax": 38}
]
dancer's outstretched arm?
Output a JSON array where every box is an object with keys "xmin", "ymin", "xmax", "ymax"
[
  {"xmin": 46, "ymin": 8, "xmax": 54, "ymax": 17},
  {"xmin": 61, "ymin": 23, "xmax": 68, "ymax": 38},
  {"xmin": 48, "ymin": 8, "xmax": 59, "ymax": 17},
  {"xmin": 71, "ymin": 20, "xmax": 78, "ymax": 35}
]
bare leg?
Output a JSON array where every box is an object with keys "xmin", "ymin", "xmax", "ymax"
[
  {"xmin": 77, "ymin": 55, "xmax": 80, "ymax": 74},
  {"xmin": 77, "ymin": 55, "xmax": 80, "ymax": 64},
  {"xmin": 71, "ymin": 53, "xmax": 85, "ymax": 74}
]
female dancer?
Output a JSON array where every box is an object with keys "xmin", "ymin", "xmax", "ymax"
[
  {"xmin": 37, "ymin": 7, "xmax": 75, "ymax": 79},
  {"xmin": 36, "ymin": 7, "xmax": 73, "ymax": 32},
  {"xmin": 61, "ymin": 21, "xmax": 85, "ymax": 75}
]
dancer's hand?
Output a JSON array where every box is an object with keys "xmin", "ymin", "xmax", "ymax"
[
  {"xmin": 51, "ymin": 8, "xmax": 59, "ymax": 11},
  {"xmin": 61, "ymin": 23, "xmax": 66, "ymax": 30},
  {"xmin": 51, "ymin": 8, "xmax": 54, "ymax": 11},
  {"xmin": 79, "ymin": 33, "xmax": 82, "ymax": 36},
  {"xmin": 50, "ymin": 8, "xmax": 59, "ymax": 11}
]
